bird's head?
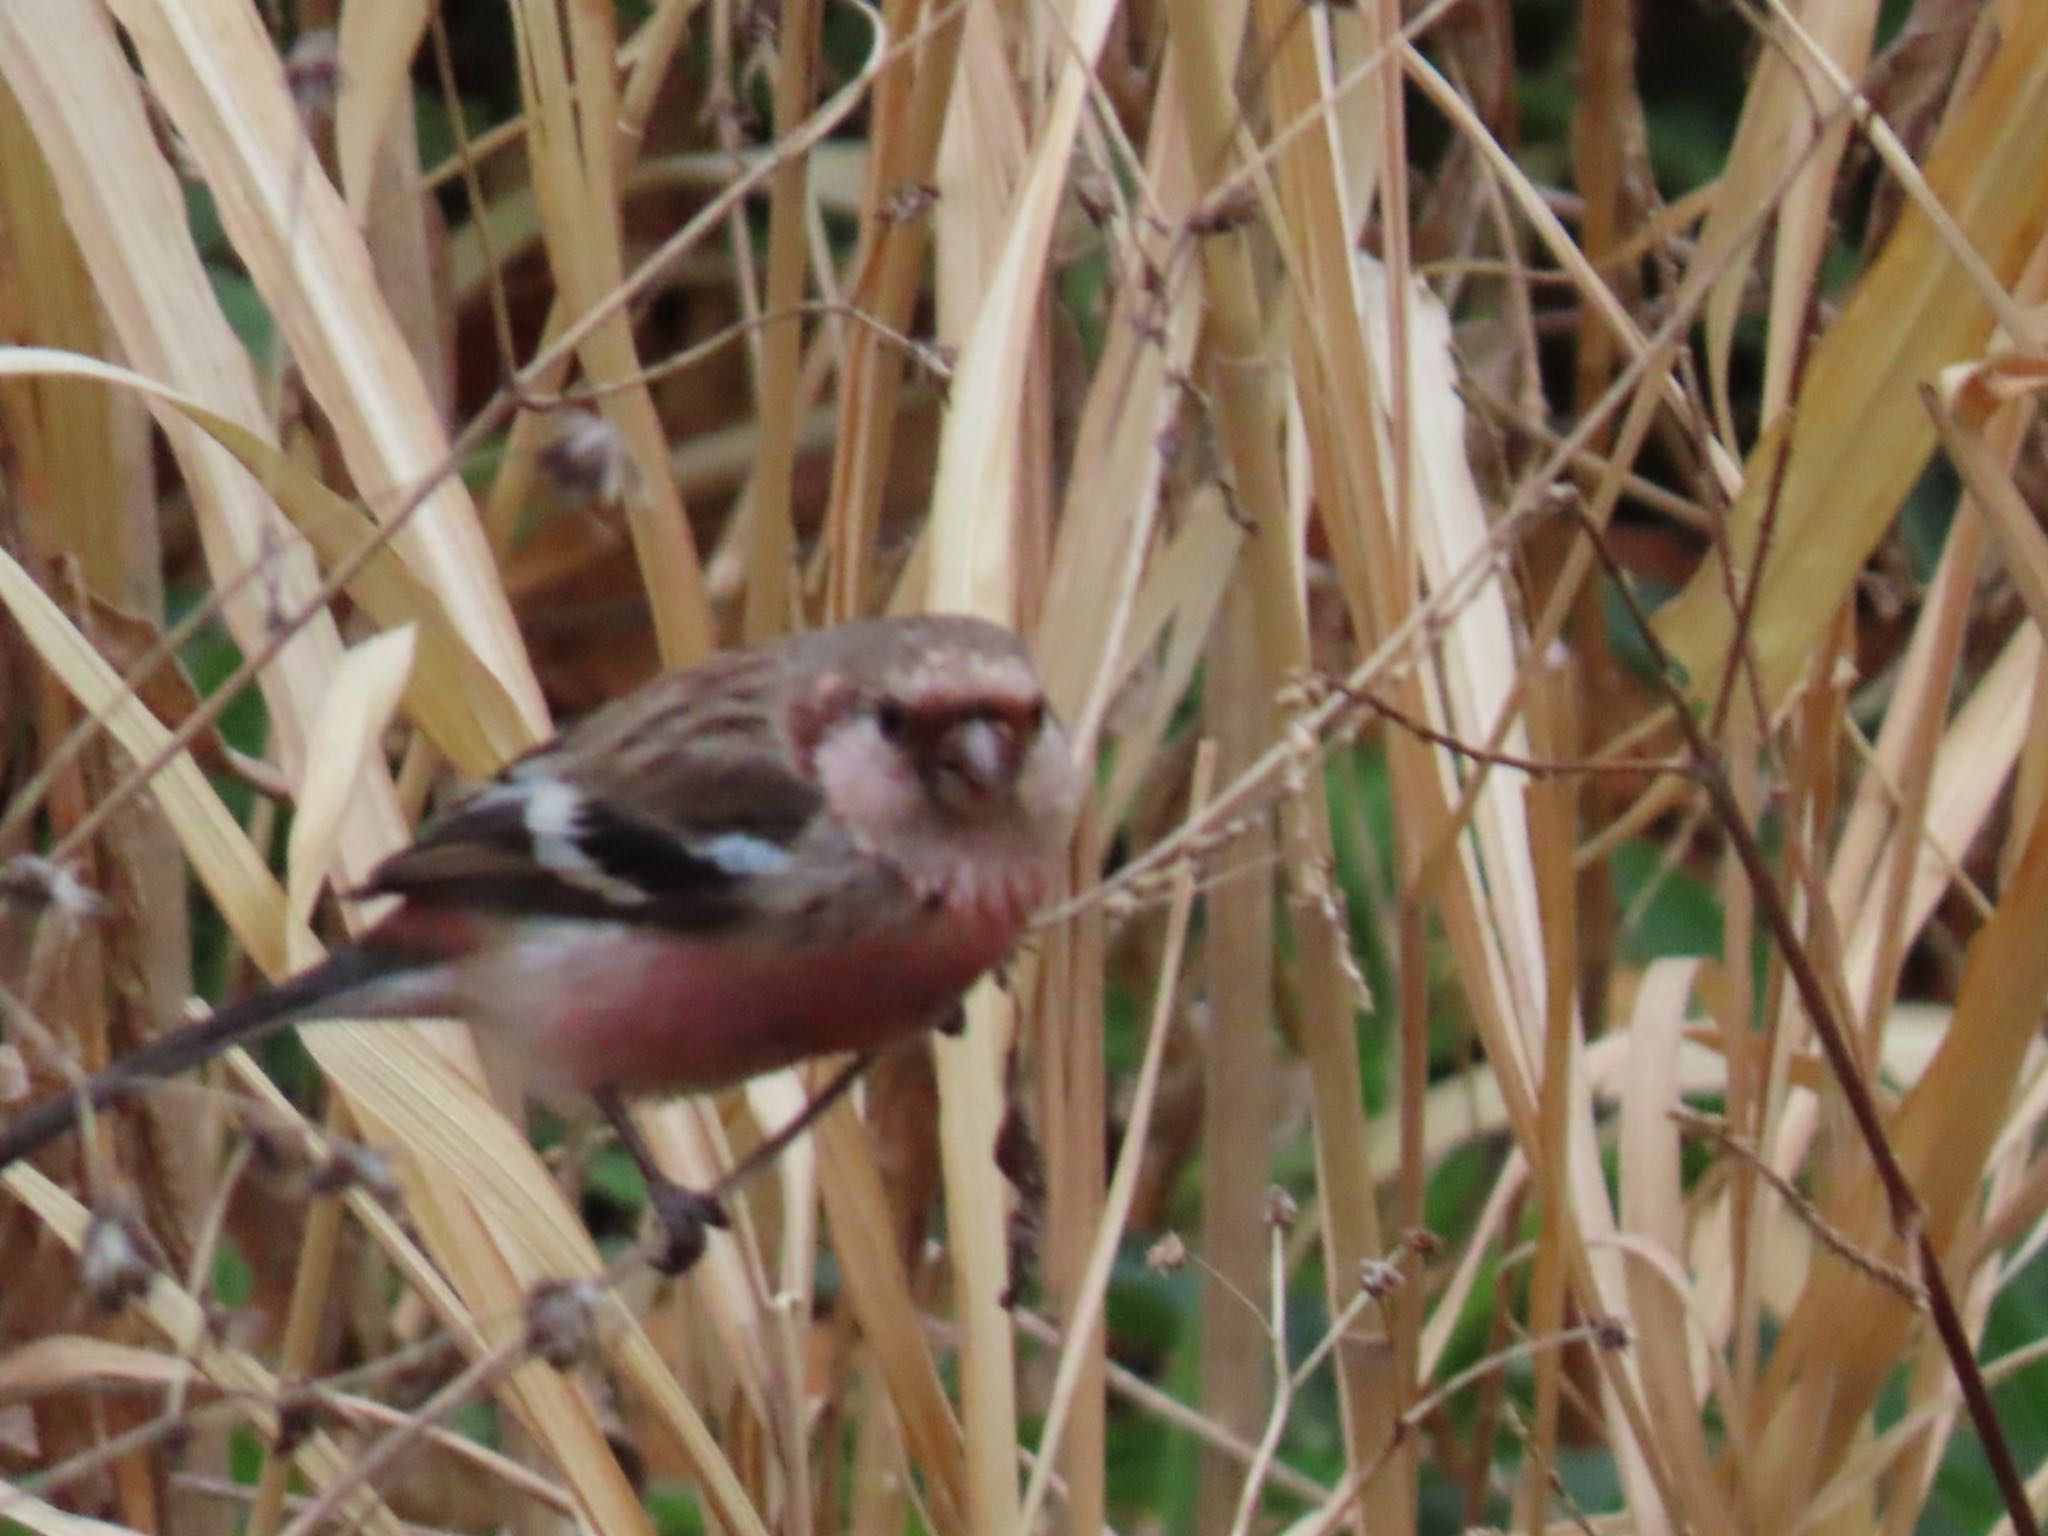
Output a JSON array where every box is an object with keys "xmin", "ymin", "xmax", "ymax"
[{"xmin": 795, "ymin": 616, "xmax": 1081, "ymax": 920}]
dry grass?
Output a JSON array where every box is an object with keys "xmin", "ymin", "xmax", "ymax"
[{"xmin": 1, "ymin": 1, "xmax": 2047, "ymax": 1533}]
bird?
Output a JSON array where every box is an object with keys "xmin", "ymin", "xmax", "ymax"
[{"xmin": 0, "ymin": 614, "xmax": 1082, "ymax": 1272}]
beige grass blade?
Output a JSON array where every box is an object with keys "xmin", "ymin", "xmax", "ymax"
[
  {"xmin": 1654, "ymin": 1, "xmax": 2048, "ymax": 708},
  {"xmin": 1034, "ymin": 50, "xmax": 1206, "ymax": 751},
  {"xmin": 0, "ymin": 0, "xmax": 411, "ymax": 868},
  {"xmin": 1812, "ymin": 332, "xmax": 2048, "ymax": 1207},
  {"xmin": 740, "ymin": 0, "xmax": 822, "ymax": 640},
  {"xmin": 937, "ymin": 28, "xmax": 1108, "ymax": 1507},
  {"xmin": 0, "ymin": 348, "xmax": 530, "ymax": 778},
  {"xmin": 335, "ymin": 0, "xmax": 431, "ymax": 216},
  {"xmin": 1019, "ymin": 747, "xmax": 1211, "ymax": 1530},
  {"xmin": 0, "ymin": 567, "xmax": 645, "ymax": 1534},
  {"xmin": 1360, "ymin": 255, "xmax": 1666, "ymax": 1520},
  {"xmin": 1843, "ymin": 625, "xmax": 2036, "ymax": 1013},
  {"xmin": 1100, "ymin": 491, "xmax": 1243, "ymax": 830},
  {"xmin": 805, "ymin": 1102, "xmax": 970, "ymax": 1527},
  {"xmin": 292, "ymin": 1021, "xmax": 766, "ymax": 1536},
  {"xmin": 0, "ymin": 81, "xmax": 137, "ymax": 605},
  {"xmin": 0, "ymin": 544, "xmax": 294, "ymax": 977},
  {"xmin": 1929, "ymin": 360, "xmax": 2048, "ymax": 643},
  {"xmin": 0, "ymin": 1479, "xmax": 142, "ymax": 1535},
  {"xmin": 1419, "ymin": 1150, "xmax": 1528, "ymax": 1378},
  {"xmin": 283, "ymin": 626, "xmax": 417, "ymax": 941},
  {"xmin": 1400, "ymin": 42, "xmax": 1741, "ymax": 502},
  {"xmin": 1616, "ymin": 959, "xmax": 1733, "ymax": 1532},
  {"xmin": 0, "ymin": 1336, "xmax": 187, "ymax": 1400},
  {"xmin": 1746, "ymin": 626, "xmax": 2036, "ymax": 1211},
  {"xmin": 1751, "ymin": 791, "xmax": 2048, "ymax": 1524},
  {"xmin": 1751, "ymin": 1, "xmax": 1875, "ymax": 426},
  {"xmin": 929, "ymin": 984, "xmax": 1022, "ymax": 1533},
  {"xmin": 919, "ymin": 1, "xmax": 1119, "ymax": 1527},
  {"xmin": 507, "ymin": 0, "xmax": 712, "ymax": 665},
  {"xmin": 109, "ymin": 0, "xmax": 543, "ymax": 719},
  {"xmin": 1370, "ymin": 1027, "xmax": 1735, "ymax": 1176},
  {"xmin": 0, "ymin": 1166, "xmax": 405, "ymax": 1535},
  {"xmin": 819, "ymin": 0, "xmax": 968, "ymax": 620},
  {"xmin": 1827, "ymin": 511, "xmax": 1987, "ymax": 1039},
  {"xmin": 1692, "ymin": 0, "xmax": 1876, "ymax": 439},
  {"xmin": 0, "ymin": 1332, "xmax": 581, "ymax": 1519},
  {"xmin": 925, "ymin": 0, "xmax": 1119, "ymax": 616},
  {"xmin": 1157, "ymin": 0, "xmax": 1411, "ymax": 1517}
]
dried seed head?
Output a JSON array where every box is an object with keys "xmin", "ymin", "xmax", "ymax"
[
  {"xmin": 1357, "ymin": 1258, "xmax": 1405, "ymax": 1299},
  {"xmin": 309, "ymin": 1141, "xmax": 399, "ymax": 1204},
  {"xmin": 1274, "ymin": 673, "xmax": 1321, "ymax": 715},
  {"xmin": 879, "ymin": 180, "xmax": 940, "ymax": 226},
  {"xmin": 1072, "ymin": 163, "xmax": 1116, "ymax": 228},
  {"xmin": 143, "ymin": 88, "xmax": 203, "ymax": 182},
  {"xmin": 159, "ymin": 1419, "xmax": 194, "ymax": 1462},
  {"xmin": 1146, "ymin": 1232, "xmax": 1187, "ymax": 1274},
  {"xmin": 285, "ymin": 30, "xmax": 341, "ymax": 122},
  {"xmin": 1102, "ymin": 887, "xmax": 1141, "ymax": 924},
  {"xmin": 0, "ymin": 855, "xmax": 105, "ymax": 918},
  {"xmin": 237, "ymin": 1107, "xmax": 306, "ymax": 1177},
  {"xmin": 81, "ymin": 1206, "xmax": 155, "ymax": 1312},
  {"xmin": 525, "ymin": 1279, "xmax": 604, "ymax": 1370},
  {"xmin": 736, "ymin": 0, "xmax": 778, "ymax": 52},
  {"xmin": 539, "ymin": 411, "xmax": 635, "ymax": 506},
  {"xmin": 604, "ymin": 1424, "xmax": 649, "ymax": 1495},
  {"xmin": 918, "ymin": 341, "xmax": 958, "ymax": 400},
  {"xmin": 1186, "ymin": 183, "xmax": 1260, "ymax": 237},
  {"xmin": 273, "ymin": 1381, "xmax": 321, "ymax": 1457},
  {"xmin": 1263, "ymin": 1186, "xmax": 1298, "ymax": 1233}
]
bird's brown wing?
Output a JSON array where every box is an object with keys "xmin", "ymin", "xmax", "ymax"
[{"xmin": 366, "ymin": 647, "xmax": 827, "ymax": 931}]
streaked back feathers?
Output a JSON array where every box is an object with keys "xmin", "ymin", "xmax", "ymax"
[{"xmin": 363, "ymin": 615, "xmax": 1076, "ymax": 940}]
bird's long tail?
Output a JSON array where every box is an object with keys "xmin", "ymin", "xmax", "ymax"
[{"xmin": 0, "ymin": 945, "xmax": 418, "ymax": 1170}]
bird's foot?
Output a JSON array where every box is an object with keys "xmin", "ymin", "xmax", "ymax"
[{"xmin": 646, "ymin": 1181, "xmax": 730, "ymax": 1276}]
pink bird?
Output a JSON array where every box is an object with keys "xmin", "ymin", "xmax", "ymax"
[{"xmin": 0, "ymin": 615, "xmax": 1082, "ymax": 1271}]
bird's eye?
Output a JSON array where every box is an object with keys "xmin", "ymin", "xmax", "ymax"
[{"xmin": 875, "ymin": 700, "xmax": 909, "ymax": 740}]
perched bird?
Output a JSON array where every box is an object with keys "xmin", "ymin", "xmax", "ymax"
[{"xmin": 0, "ymin": 615, "xmax": 1081, "ymax": 1271}]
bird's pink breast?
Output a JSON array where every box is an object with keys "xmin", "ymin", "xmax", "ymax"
[{"xmin": 455, "ymin": 916, "xmax": 1018, "ymax": 1098}]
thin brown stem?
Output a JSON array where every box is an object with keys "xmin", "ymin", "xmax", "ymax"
[{"xmin": 1328, "ymin": 676, "xmax": 1694, "ymax": 782}]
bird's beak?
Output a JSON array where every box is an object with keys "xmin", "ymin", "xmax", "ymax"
[{"xmin": 949, "ymin": 717, "xmax": 1016, "ymax": 799}]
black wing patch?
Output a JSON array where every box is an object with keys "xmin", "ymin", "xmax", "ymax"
[
  {"xmin": 572, "ymin": 798, "xmax": 754, "ymax": 915},
  {"xmin": 364, "ymin": 780, "xmax": 794, "ymax": 932}
]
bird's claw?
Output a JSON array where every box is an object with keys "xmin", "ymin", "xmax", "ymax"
[{"xmin": 646, "ymin": 1183, "xmax": 729, "ymax": 1276}]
